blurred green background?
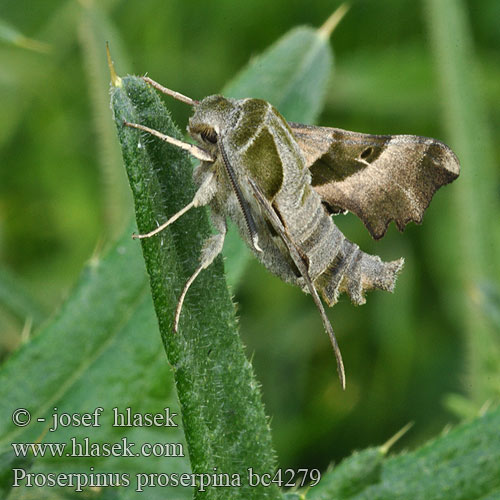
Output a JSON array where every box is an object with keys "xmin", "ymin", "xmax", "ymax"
[{"xmin": 1, "ymin": 0, "xmax": 499, "ymax": 474}]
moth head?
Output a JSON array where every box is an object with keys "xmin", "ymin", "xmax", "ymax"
[{"xmin": 188, "ymin": 95, "xmax": 238, "ymax": 155}]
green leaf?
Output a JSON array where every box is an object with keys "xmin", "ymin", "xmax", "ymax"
[
  {"xmin": 111, "ymin": 76, "xmax": 280, "ymax": 499},
  {"xmin": 306, "ymin": 407, "xmax": 500, "ymax": 500},
  {"xmin": 224, "ymin": 26, "xmax": 332, "ymax": 123},
  {"xmin": 0, "ymin": 224, "xmax": 191, "ymax": 499}
]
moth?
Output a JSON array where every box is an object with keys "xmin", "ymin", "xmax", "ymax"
[{"xmin": 125, "ymin": 77, "xmax": 460, "ymax": 389}]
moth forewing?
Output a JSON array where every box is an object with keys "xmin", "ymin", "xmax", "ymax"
[{"xmin": 124, "ymin": 76, "xmax": 459, "ymax": 389}]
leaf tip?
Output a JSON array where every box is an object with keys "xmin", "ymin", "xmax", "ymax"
[
  {"xmin": 106, "ymin": 42, "xmax": 122, "ymax": 88},
  {"xmin": 380, "ymin": 421, "xmax": 414, "ymax": 454},
  {"xmin": 318, "ymin": 3, "xmax": 350, "ymax": 40}
]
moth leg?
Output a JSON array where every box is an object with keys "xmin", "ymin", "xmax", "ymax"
[
  {"xmin": 174, "ymin": 212, "xmax": 227, "ymax": 332},
  {"xmin": 124, "ymin": 121, "xmax": 213, "ymax": 162},
  {"xmin": 134, "ymin": 171, "xmax": 217, "ymax": 239},
  {"xmin": 247, "ymin": 178, "xmax": 346, "ymax": 390},
  {"xmin": 133, "ymin": 201, "xmax": 195, "ymax": 239}
]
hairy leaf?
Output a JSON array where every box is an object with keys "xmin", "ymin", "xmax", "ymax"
[
  {"xmin": 0, "ymin": 225, "xmax": 190, "ymax": 499},
  {"xmin": 111, "ymin": 76, "xmax": 280, "ymax": 499},
  {"xmin": 307, "ymin": 407, "xmax": 500, "ymax": 500}
]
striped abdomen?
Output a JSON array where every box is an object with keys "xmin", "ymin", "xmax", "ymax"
[{"xmin": 279, "ymin": 180, "xmax": 403, "ymax": 307}]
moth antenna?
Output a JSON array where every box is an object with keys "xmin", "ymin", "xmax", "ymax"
[
  {"xmin": 247, "ymin": 178, "xmax": 346, "ymax": 389},
  {"xmin": 123, "ymin": 121, "xmax": 214, "ymax": 162},
  {"xmin": 297, "ymin": 273, "xmax": 345, "ymax": 389},
  {"xmin": 317, "ymin": 305, "xmax": 345, "ymax": 389},
  {"xmin": 132, "ymin": 200, "xmax": 195, "ymax": 239},
  {"xmin": 142, "ymin": 76, "xmax": 198, "ymax": 106}
]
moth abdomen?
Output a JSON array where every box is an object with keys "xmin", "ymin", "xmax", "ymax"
[{"xmin": 314, "ymin": 227, "xmax": 404, "ymax": 307}]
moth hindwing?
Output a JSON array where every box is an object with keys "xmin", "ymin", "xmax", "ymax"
[{"xmin": 125, "ymin": 76, "xmax": 460, "ymax": 389}]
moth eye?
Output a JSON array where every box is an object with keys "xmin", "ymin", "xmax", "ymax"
[
  {"xmin": 360, "ymin": 147, "xmax": 373, "ymax": 160},
  {"xmin": 201, "ymin": 129, "xmax": 218, "ymax": 144}
]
